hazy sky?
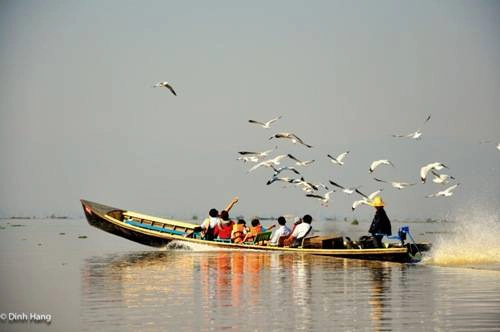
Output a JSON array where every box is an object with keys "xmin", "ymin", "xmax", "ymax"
[{"xmin": 1, "ymin": 0, "xmax": 499, "ymax": 221}]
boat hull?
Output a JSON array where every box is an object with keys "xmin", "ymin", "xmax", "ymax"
[{"xmin": 80, "ymin": 199, "xmax": 424, "ymax": 263}]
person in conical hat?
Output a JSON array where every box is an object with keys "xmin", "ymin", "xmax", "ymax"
[{"xmin": 368, "ymin": 196, "xmax": 392, "ymax": 248}]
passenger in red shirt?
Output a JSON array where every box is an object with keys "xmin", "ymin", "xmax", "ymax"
[{"xmin": 216, "ymin": 210, "xmax": 234, "ymax": 240}]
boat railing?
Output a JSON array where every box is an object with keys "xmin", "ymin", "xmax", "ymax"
[{"xmin": 122, "ymin": 211, "xmax": 197, "ymax": 235}]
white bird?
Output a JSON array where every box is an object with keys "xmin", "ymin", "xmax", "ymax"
[
  {"xmin": 479, "ymin": 141, "xmax": 500, "ymax": 152},
  {"xmin": 238, "ymin": 147, "xmax": 276, "ymax": 159},
  {"xmin": 327, "ymin": 151, "xmax": 350, "ymax": 166},
  {"xmin": 373, "ymin": 178, "xmax": 416, "ymax": 190},
  {"xmin": 351, "ymin": 198, "xmax": 371, "ymax": 211},
  {"xmin": 392, "ymin": 114, "xmax": 431, "ymax": 140},
  {"xmin": 328, "ymin": 181, "xmax": 359, "ymax": 195},
  {"xmin": 287, "ymin": 154, "xmax": 315, "ymax": 167},
  {"xmin": 351, "ymin": 189, "xmax": 383, "ymax": 211},
  {"xmin": 290, "ymin": 178, "xmax": 318, "ymax": 193},
  {"xmin": 269, "ymin": 133, "xmax": 313, "ymax": 148},
  {"xmin": 420, "ymin": 162, "xmax": 448, "ymax": 183},
  {"xmin": 426, "ymin": 184, "xmax": 460, "ymax": 198},
  {"xmin": 306, "ymin": 191, "xmax": 334, "ymax": 206},
  {"xmin": 271, "ymin": 165, "xmax": 301, "ymax": 176},
  {"xmin": 236, "ymin": 156, "xmax": 259, "ymax": 163},
  {"xmin": 266, "ymin": 176, "xmax": 292, "ymax": 186},
  {"xmin": 248, "ymin": 155, "xmax": 287, "ymax": 172},
  {"xmin": 431, "ymin": 170, "xmax": 455, "ymax": 185},
  {"xmin": 153, "ymin": 81, "xmax": 177, "ymax": 95},
  {"xmin": 369, "ymin": 159, "xmax": 395, "ymax": 173},
  {"xmin": 248, "ymin": 116, "xmax": 282, "ymax": 129}
]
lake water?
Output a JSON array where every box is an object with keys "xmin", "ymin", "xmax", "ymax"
[{"xmin": 1, "ymin": 217, "xmax": 499, "ymax": 331}]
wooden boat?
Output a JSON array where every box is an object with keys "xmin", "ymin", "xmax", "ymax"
[{"xmin": 81, "ymin": 199, "xmax": 430, "ymax": 263}]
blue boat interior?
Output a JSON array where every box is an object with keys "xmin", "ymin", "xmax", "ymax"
[{"xmin": 124, "ymin": 219, "xmax": 187, "ymax": 236}]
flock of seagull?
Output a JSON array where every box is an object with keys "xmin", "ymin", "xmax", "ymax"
[
  {"xmin": 235, "ymin": 114, "xmax": 481, "ymax": 210},
  {"xmin": 152, "ymin": 80, "xmax": 499, "ymax": 210}
]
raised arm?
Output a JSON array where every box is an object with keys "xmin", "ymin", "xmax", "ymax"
[{"xmin": 224, "ymin": 196, "xmax": 239, "ymax": 213}]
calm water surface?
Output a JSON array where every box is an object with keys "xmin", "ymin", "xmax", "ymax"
[{"xmin": 1, "ymin": 218, "xmax": 499, "ymax": 331}]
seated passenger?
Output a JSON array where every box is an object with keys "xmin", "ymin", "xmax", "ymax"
[
  {"xmin": 242, "ymin": 218, "xmax": 264, "ymax": 243},
  {"xmin": 284, "ymin": 214, "xmax": 313, "ymax": 247},
  {"xmin": 216, "ymin": 210, "xmax": 234, "ymax": 240},
  {"xmin": 231, "ymin": 219, "xmax": 248, "ymax": 243},
  {"xmin": 200, "ymin": 208, "xmax": 219, "ymax": 241},
  {"xmin": 269, "ymin": 216, "xmax": 291, "ymax": 246}
]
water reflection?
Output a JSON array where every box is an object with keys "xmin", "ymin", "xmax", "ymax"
[{"xmin": 81, "ymin": 251, "xmax": 500, "ymax": 331}]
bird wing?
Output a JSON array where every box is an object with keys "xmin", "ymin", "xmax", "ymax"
[
  {"xmin": 287, "ymin": 154, "xmax": 301, "ymax": 163},
  {"xmin": 423, "ymin": 114, "xmax": 431, "ymax": 125},
  {"xmin": 352, "ymin": 199, "xmax": 368, "ymax": 211},
  {"xmin": 272, "ymin": 155, "xmax": 287, "ymax": 164},
  {"xmin": 306, "ymin": 194, "xmax": 324, "ymax": 200},
  {"xmin": 265, "ymin": 116, "xmax": 282, "ymax": 126},
  {"xmin": 444, "ymin": 184, "xmax": 459, "ymax": 193},
  {"xmin": 327, "ymin": 154, "xmax": 339, "ymax": 163},
  {"xmin": 329, "ymin": 180, "xmax": 345, "ymax": 190},
  {"xmin": 248, "ymin": 161, "xmax": 266, "ymax": 172},
  {"xmin": 166, "ymin": 84, "xmax": 177, "ymax": 96},
  {"xmin": 373, "ymin": 178, "xmax": 388, "ymax": 184},
  {"xmin": 238, "ymin": 151, "xmax": 259, "ymax": 156},
  {"xmin": 420, "ymin": 164, "xmax": 433, "ymax": 182},
  {"xmin": 369, "ymin": 160, "xmax": 382, "ymax": 172},
  {"xmin": 337, "ymin": 151, "xmax": 349, "ymax": 162},
  {"xmin": 248, "ymin": 120, "xmax": 266, "ymax": 126},
  {"xmin": 368, "ymin": 189, "xmax": 382, "ymax": 200},
  {"xmin": 355, "ymin": 189, "xmax": 369, "ymax": 199},
  {"xmin": 291, "ymin": 134, "xmax": 313, "ymax": 148}
]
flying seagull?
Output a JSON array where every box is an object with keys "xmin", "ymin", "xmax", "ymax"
[
  {"xmin": 420, "ymin": 162, "xmax": 448, "ymax": 183},
  {"xmin": 431, "ymin": 170, "xmax": 455, "ymax": 185},
  {"xmin": 287, "ymin": 154, "xmax": 315, "ymax": 167},
  {"xmin": 153, "ymin": 81, "xmax": 177, "ymax": 96},
  {"xmin": 351, "ymin": 189, "xmax": 383, "ymax": 211},
  {"xmin": 236, "ymin": 156, "xmax": 259, "ymax": 163},
  {"xmin": 392, "ymin": 114, "xmax": 431, "ymax": 140},
  {"xmin": 328, "ymin": 181, "xmax": 359, "ymax": 195},
  {"xmin": 327, "ymin": 151, "xmax": 350, "ymax": 166},
  {"xmin": 271, "ymin": 165, "xmax": 301, "ymax": 176},
  {"xmin": 306, "ymin": 191, "xmax": 334, "ymax": 206},
  {"xmin": 351, "ymin": 198, "xmax": 371, "ymax": 211},
  {"xmin": 269, "ymin": 133, "xmax": 313, "ymax": 148},
  {"xmin": 266, "ymin": 176, "xmax": 292, "ymax": 186},
  {"xmin": 248, "ymin": 116, "xmax": 282, "ymax": 129},
  {"xmin": 248, "ymin": 155, "xmax": 287, "ymax": 172},
  {"xmin": 238, "ymin": 147, "xmax": 277, "ymax": 159},
  {"xmin": 426, "ymin": 184, "xmax": 459, "ymax": 198},
  {"xmin": 373, "ymin": 178, "xmax": 416, "ymax": 190},
  {"xmin": 290, "ymin": 178, "xmax": 318, "ymax": 193},
  {"xmin": 369, "ymin": 159, "xmax": 395, "ymax": 173}
]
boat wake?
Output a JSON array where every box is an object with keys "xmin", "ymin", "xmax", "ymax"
[
  {"xmin": 424, "ymin": 205, "xmax": 500, "ymax": 267},
  {"xmin": 163, "ymin": 240, "xmax": 236, "ymax": 252}
]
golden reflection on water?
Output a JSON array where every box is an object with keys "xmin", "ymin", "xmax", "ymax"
[{"xmin": 82, "ymin": 251, "xmax": 406, "ymax": 331}]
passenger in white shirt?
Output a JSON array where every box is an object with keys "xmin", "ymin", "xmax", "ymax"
[
  {"xmin": 285, "ymin": 214, "xmax": 313, "ymax": 247},
  {"xmin": 269, "ymin": 216, "xmax": 291, "ymax": 245}
]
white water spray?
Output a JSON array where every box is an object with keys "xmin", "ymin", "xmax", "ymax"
[{"xmin": 425, "ymin": 204, "xmax": 500, "ymax": 266}]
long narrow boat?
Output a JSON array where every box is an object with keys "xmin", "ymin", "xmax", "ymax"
[{"xmin": 81, "ymin": 199, "xmax": 430, "ymax": 263}]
